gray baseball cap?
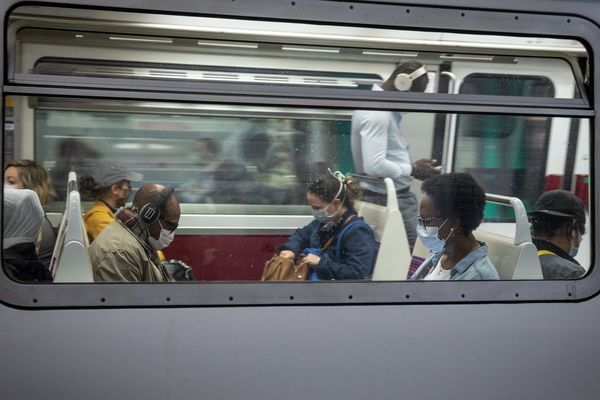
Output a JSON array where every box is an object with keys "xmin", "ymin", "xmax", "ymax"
[{"xmin": 93, "ymin": 161, "xmax": 143, "ymax": 187}]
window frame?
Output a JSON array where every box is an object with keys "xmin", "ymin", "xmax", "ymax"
[{"xmin": 0, "ymin": 0, "xmax": 597, "ymax": 308}]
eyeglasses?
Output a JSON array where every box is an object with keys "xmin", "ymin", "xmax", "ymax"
[
  {"xmin": 159, "ymin": 218, "xmax": 179, "ymax": 234},
  {"xmin": 417, "ymin": 215, "xmax": 444, "ymax": 229}
]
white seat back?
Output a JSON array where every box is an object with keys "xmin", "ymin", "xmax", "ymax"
[
  {"xmin": 356, "ymin": 178, "xmax": 411, "ymax": 281},
  {"xmin": 51, "ymin": 172, "xmax": 94, "ymax": 283},
  {"xmin": 473, "ymin": 229, "xmax": 541, "ymax": 279}
]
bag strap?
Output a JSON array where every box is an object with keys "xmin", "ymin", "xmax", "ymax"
[
  {"xmin": 320, "ymin": 214, "xmax": 357, "ymax": 253},
  {"xmin": 335, "ymin": 218, "xmax": 361, "ymax": 260}
]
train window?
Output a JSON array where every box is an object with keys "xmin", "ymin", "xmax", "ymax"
[
  {"xmin": 1, "ymin": 3, "xmax": 597, "ymax": 306},
  {"xmin": 1, "ymin": 95, "xmax": 586, "ymax": 280},
  {"xmin": 9, "ymin": 7, "xmax": 587, "ymax": 100}
]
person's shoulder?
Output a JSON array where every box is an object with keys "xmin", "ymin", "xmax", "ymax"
[
  {"xmin": 345, "ymin": 217, "xmax": 375, "ymax": 237},
  {"xmin": 91, "ymin": 220, "xmax": 129, "ymax": 247},
  {"xmin": 468, "ymin": 255, "xmax": 499, "ymax": 279},
  {"xmin": 84, "ymin": 201, "xmax": 113, "ymax": 218},
  {"xmin": 540, "ymin": 254, "xmax": 585, "ymax": 279}
]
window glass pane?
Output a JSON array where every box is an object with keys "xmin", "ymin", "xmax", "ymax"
[
  {"xmin": 2, "ymin": 96, "xmax": 589, "ymax": 282},
  {"xmin": 11, "ymin": 6, "xmax": 587, "ymax": 99}
]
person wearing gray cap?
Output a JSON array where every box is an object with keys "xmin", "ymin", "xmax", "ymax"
[
  {"xmin": 528, "ymin": 189, "xmax": 586, "ymax": 279},
  {"xmin": 80, "ymin": 161, "xmax": 143, "ymax": 242}
]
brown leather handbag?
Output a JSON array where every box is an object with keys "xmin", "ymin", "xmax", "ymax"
[
  {"xmin": 260, "ymin": 256, "xmax": 309, "ymax": 281},
  {"xmin": 261, "ymin": 215, "xmax": 356, "ymax": 281}
]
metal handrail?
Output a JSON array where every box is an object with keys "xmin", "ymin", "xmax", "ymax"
[{"xmin": 485, "ymin": 193, "xmax": 531, "ymax": 245}]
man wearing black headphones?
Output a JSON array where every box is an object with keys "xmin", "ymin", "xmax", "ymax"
[
  {"xmin": 90, "ymin": 183, "xmax": 181, "ymax": 282},
  {"xmin": 351, "ymin": 61, "xmax": 440, "ymax": 248}
]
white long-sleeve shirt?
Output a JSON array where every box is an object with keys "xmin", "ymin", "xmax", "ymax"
[{"xmin": 351, "ymin": 85, "xmax": 413, "ymax": 192}]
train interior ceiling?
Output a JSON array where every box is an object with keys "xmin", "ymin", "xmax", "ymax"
[{"xmin": 3, "ymin": 5, "xmax": 592, "ymax": 281}]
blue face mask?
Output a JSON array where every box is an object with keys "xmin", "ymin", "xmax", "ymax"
[
  {"xmin": 569, "ymin": 247, "xmax": 579, "ymax": 258},
  {"xmin": 569, "ymin": 228, "xmax": 581, "ymax": 258},
  {"xmin": 416, "ymin": 218, "xmax": 451, "ymax": 253}
]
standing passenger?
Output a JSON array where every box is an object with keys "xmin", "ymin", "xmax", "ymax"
[
  {"xmin": 4, "ymin": 159, "xmax": 57, "ymax": 268},
  {"xmin": 351, "ymin": 61, "xmax": 440, "ymax": 248},
  {"xmin": 90, "ymin": 184, "xmax": 180, "ymax": 282},
  {"xmin": 80, "ymin": 161, "xmax": 143, "ymax": 242},
  {"xmin": 528, "ymin": 190, "xmax": 586, "ymax": 279},
  {"xmin": 278, "ymin": 171, "xmax": 376, "ymax": 280},
  {"xmin": 411, "ymin": 173, "xmax": 499, "ymax": 280}
]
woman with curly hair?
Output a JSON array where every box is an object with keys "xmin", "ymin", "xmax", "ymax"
[{"xmin": 411, "ymin": 172, "xmax": 499, "ymax": 280}]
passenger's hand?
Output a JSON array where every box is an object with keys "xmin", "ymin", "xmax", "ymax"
[
  {"xmin": 279, "ymin": 250, "xmax": 295, "ymax": 260},
  {"xmin": 411, "ymin": 158, "xmax": 441, "ymax": 181},
  {"xmin": 302, "ymin": 253, "xmax": 321, "ymax": 265}
]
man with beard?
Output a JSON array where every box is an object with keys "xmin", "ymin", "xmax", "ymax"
[{"xmin": 80, "ymin": 160, "xmax": 143, "ymax": 242}]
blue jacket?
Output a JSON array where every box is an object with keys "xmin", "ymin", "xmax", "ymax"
[
  {"xmin": 411, "ymin": 242, "xmax": 500, "ymax": 280},
  {"xmin": 279, "ymin": 211, "xmax": 376, "ymax": 280}
]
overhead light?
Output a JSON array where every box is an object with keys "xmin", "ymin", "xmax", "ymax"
[
  {"xmin": 74, "ymin": 34, "xmax": 84, "ymax": 39},
  {"xmin": 109, "ymin": 36, "xmax": 173, "ymax": 44},
  {"xmin": 362, "ymin": 51, "xmax": 418, "ymax": 57},
  {"xmin": 115, "ymin": 143, "xmax": 142, "ymax": 150},
  {"xmin": 197, "ymin": 40, "xmax": 258, "ymax": 49},
  {"xmin": 282, "ymin": 46, "xmax": 339, "ymax": 53},
  {"xmin": 440, "ymin": 54, "xmax": 494, "ymax": 61}
]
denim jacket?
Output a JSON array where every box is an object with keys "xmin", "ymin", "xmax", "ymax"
[
  {"xmin": 279, "ymin": 211, "xmax": 376, "ymax": 280},
  {"xmin": 411, "ymin": 241, "xmax": 499, "ymax": 280}
]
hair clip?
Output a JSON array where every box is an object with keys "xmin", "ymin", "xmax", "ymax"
[{"xmin": 327, "ymin": 168, "xmax": 345, "ymax": 182}]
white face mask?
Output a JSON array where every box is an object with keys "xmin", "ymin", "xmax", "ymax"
[
  {"xmin": 312, "ymin": 197, "xmax": 343, "ymax": 225},
  {"xmin": 416, "ymin": 218, "xmax": 452, "ymax": 253},
  {"xmin": 148, "ymin": 225, "xmax": 175, "ymax": 250}
]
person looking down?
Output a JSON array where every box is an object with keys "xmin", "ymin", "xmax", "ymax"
[
  {"xmin": 90, "ymin": 183, "xmax": 180, "ymax": 282},
  {"xmin": 278, "ymin": 170, "xmax": 376, "ymax": 280},
  {"xmin": 528, "ymin": 189, "xmax": 586, "ymax": 279},
  {"xmin": 80, "ymin": 160, "xmax": 143, "ymax": 242},
  {"xmin": 351, "ymin": 61, "xmax": 440, "ymax": 248}
]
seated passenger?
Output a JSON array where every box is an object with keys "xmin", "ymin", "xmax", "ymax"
[
  {"xmin": 4, "ymin": 159, "xmax": 57, "ymax": 268},
  {"xmin": 3, "ymin": 186, "xmax": 52, "ymax": 282},
  {"xmin": 179, "ymin": 138, "xmax": 220, "ymax": 203},
  {"xmin": 278, "ymin": 170, "xmax": 376, "ymax": 280},
  {"xmin": 89, "ymin": 184, "xmax": 180, "ymax": 282},
  {"xmin": 528, "ymin": 189, "xmax": 586, "ymax": 279},
  {"xmin": 80, "ymin": 161, "xmax": 143, "ymax": 242},
  {"xmin": 411, "ymin": 173, "xmax": 499, "ymax": 280}
]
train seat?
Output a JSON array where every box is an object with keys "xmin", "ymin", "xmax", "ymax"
[
  {"xmin": 473, "ymin": 230, "xmax": 542, "ymax": 279},
  {"xmin": 409, "ymin": 229, "xmax": 542, "ymax": 280},
  {"xmin": 51, "ymin": 172, "xmax": 94, "ymax": 283},
  {"xmin": 355, "ymin": 178, "xmax": 411, "ymax": 281},
  {"xmin": 409, "ymin": 192, "xmax": 543, "ymax": 280}
]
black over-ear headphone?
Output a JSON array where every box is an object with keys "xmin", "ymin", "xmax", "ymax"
[
  {"xmin": 139, "ymin": 185, "xmax": 175, "ymax": 224},
  {"xmin": 393, "ymin": 66, "xmax": 428, "ymax": 91}
]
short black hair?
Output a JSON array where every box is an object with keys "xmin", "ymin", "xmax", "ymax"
[{"xmin": 421, "ymin": 172, "xmax": 486, "ymax": 234}]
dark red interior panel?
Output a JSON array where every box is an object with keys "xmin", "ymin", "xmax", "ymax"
[{"xmin": 164, "ymin": 235, "xmax": 288, "ymax": 280}]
